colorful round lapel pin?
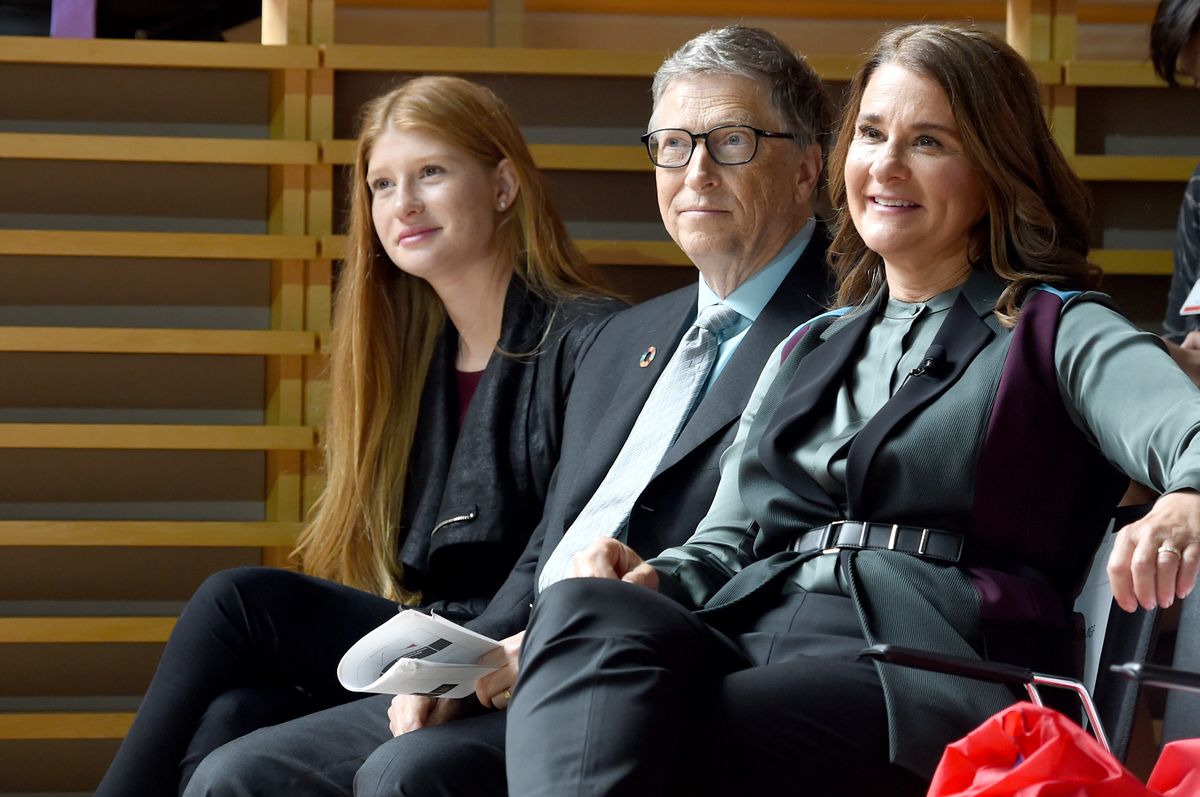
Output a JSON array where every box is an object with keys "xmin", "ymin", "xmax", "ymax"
[{"xmin": 639, "ymin": 346, "xmax": 656, "ymax": 368}]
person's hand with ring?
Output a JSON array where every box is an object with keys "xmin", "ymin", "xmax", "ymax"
[
  {"xmin": 475, "ymin": 631, "xmax": 524, "ymax": 710},
  {"xmin": 1107, "ymin": 489, "xmax": 1200, "ymax": 611}
]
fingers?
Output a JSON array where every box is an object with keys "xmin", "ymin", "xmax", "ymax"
[
  {"xmin": 491, "ymin": 687, "xmax": 514, "ymax": 711},
  {"xmin": 1181, "ymin": 331, "xmax": 1200, "ymax": 351},
  {"xmin": 388, "ymin": 694, "xmax": 434, "ymax": 737},
  {"xmin": 621, "ymin": 562, "xmax": 661, "ymax": 591},
  {"xmin": 1108, "ymin": 493, "xmax": 1200, "ymax": 612},
  {"xmin": 568, "ymin": 538, "xmax": 629, "ymax": 579},
  {"xmin": 475, "ymin": 667, "xmax": 516, "ymax": 709},
  {"xmin": 1177, "ymin": 546, "xmax": 1200, "ymax": 600},
  {"xmin": 475, "ymin": 630, "xmax": 524, "ymax": 708},
  {"xmin": 1107, "ymin": 530, "xmax": 1138, "ymax": 613}
]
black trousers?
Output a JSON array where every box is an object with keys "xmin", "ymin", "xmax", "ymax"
[
  {"xmin": 506, "ymin": 578, "xmax": 927, "ymax": 797},
  {"xmin": 94, "ymin": 567, "xmax": 398, "ymax": 797}
]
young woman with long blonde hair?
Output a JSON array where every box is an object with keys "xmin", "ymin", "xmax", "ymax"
[{"xmin": 96, "ymin": 76, "xmax": 621, "ymax": 797}]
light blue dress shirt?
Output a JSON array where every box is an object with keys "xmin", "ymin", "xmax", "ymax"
[{"xmin": 696, "ymin": 218, "xmax": 816, "ymax": 395}]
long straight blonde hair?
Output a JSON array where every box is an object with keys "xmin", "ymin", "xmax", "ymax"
[{"xmin": 293, "ymin": 76, "xmax": 610, "ymax": 600}]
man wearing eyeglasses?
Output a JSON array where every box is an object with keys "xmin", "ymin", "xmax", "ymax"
[{"xmin": 185, "ymin": 25, "xmax": 832, "ymax": 797}]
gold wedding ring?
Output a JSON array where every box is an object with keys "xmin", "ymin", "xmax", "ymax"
[
  {"xmin": 1158, "ymin": 545, "xmax": 1182, "ymax": 558},
  {"xmin": 501, "ymin": 688, "xmax": 512, "ymax": 701}
]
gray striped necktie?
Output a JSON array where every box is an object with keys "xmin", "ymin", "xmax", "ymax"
[{"xmin": 539, "ymin": 303, "xmax": 742, "ymax": 590}]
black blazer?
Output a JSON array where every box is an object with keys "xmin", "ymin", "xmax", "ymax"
[
  {"xmin": 406, "ymin": 280, "xmax": 624, "ymax": 620},
  {"xmin": 466, "ymin": 226, "xmax": 833, "ymax": 640}
]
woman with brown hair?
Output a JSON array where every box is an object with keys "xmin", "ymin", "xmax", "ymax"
[
  {"xmin": 95, "ymin": 75, "xmax": 620, "ymax": 796},
  {"xmin": 504, "ymin": 24, "xmax": 1200, "ymax": 796}
]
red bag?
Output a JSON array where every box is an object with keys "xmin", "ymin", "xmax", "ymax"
[
  {"xmin": 1146, "ymin": 739, "xmax": 1200, "ymax": 795},
  {"xmin": 926, "ymin": 703, "xmax": 1200, "ymax": 797}
]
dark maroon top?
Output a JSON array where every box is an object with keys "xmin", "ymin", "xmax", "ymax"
[{"xmin": 455, "ymin": 369, "xmax": 486, "ymax": 428}]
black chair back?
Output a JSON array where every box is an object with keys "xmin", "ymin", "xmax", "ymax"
[
  {"xmin": 1092, "ymin": 503, "xmax": 1158, "ymax": 762},
  {"xmin": 1162, "ymin": 594, "xmax": 1200, "ymax": 744}
]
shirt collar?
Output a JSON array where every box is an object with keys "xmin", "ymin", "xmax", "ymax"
[{"xmin": 696, "ymin": 218, "xmax": 815, "ymax": 322}]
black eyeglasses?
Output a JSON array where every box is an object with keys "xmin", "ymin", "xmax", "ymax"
[{"xmin": 640, "ymin": 124, "xmax": 796, "ymax": 168}]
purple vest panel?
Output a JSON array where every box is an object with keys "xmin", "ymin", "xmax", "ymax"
[{"xmin": 970, "ymin": 288, "xmax": 1128, "ymax": 614}]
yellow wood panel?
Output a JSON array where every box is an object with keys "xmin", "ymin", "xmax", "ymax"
[
  {"xmin": 578, "ymin": 239, "xmax": 690, "ymax": 266},
  {"xmin": 0, "ymin": 520, "xmax": 302, "ymax": 547},
  {"xmin": 0, "ymin": 712, "xmax": 133, "ymax": 740},
  {"xmin": 0, "ymin": 35, "xmax": 317, "ymax": 69},
  {"xmin": 1051, "ymin": 85, "xmax": 1077, "ymax": 157},
  {"xmin": 323, "ymin": 43, "xmax": 663, "ymax": 74},
  {"xmin": 1070, "ymin": 155, "xmax": 1199, "ymax": 181},
  {"xmin": 1077, "ymin": 4, "xmax": 1155, "ymax": 25},
  {"xmin": 1093, "ymin": 249, "xmax": 1173, "ymax": 275},
  {"xmin": 322, "ymin": 139, "xmax": 651, "ymax": 170},
  {"xmin": 492, "ymin": 0, "xmax": 524, "ymax": 47},
  {"xmin": 336, "ymin": 0, "xmax": 1149, "ymax": 23},
  {"xmin": 1065, "ymin": 60, "xmax": 1165, "ymax": 86},
  {"xmin": 1053, "ymin": 0, "xmax": 1077, "ymax": 61},
  {"xmin": 0, "ymin": 328, "xmax": 318, "ymax": 355},
  {"xmin": 339, "ymin": 0, "xmax": 1010, "ymax": 19},
  {"xmin": 312, "ymin": 0, "xmax": 337, "ymax": 44},
  {"xmin": 0, "ymin": 617, "xmax": 175, "ymax": 643},
  {"xmin": 0, "ymin": 424, "xmax": 314, "ymax": 450},
  {"xmin": 1008, "ymin": 0, "xmax": 1054, "ymax": 61},
  {"xmin": 0, "ymin": 132, "xmax": 317, "ymax": 165},
  {"xmin": 321, "ymin": 44, "xmax": 861, "ymax": 80},
  {"xmin": 1028, "ymin": 60, "xmax": 1063, "ymax": 84},
  {"xmin": 321, "ymin": 234, "xmax": 687, "ymax": 265},
  {"xmin": 263, "ymin": 0, "xmax": 310, "ymax": 45},
  {"xmin": 0, "ymin": 230, "xmax": 317, "ymax": 260}
]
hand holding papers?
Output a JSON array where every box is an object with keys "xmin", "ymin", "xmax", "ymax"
[{"xmin": 338, "ymin": 611, "xmax": 500, "ymax": 699}]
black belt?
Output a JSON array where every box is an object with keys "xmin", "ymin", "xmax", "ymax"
[{"xmin": 790, "ymin": 520, "xmax": 964, "ymax": 564}]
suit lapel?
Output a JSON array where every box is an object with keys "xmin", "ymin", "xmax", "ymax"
[
  {"xmin": 654, "ymin": 229, "xmax": 832, "ymax": 476},
  {"xmin": 570, "ymin": 288, "xmax": 695, "ymax": 494},
  {"xmin": 753, "ymin": 300, "xmax": 876, "ymax": 514},
  {"xmin": 844, "ymin": 290, "xmax": 995, "ymax": 516}
]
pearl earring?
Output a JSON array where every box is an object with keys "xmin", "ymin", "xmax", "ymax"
[{"xmin": 498, "ymin": 199, "xmax": 507, "ymax": 210}]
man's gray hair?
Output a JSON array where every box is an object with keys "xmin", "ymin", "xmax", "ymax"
[{"xmin": 651, "ymin": 25, "xmax": 830, "ymax": 156}]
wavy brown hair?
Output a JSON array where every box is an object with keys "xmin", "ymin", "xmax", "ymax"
[
  {"xmin": 1152, "ymin": 0, "xmax": 1200, "ymax": 86},
  {"xmin": 827, "ymin": 24, "xmax": 1101, "ymax": 325},
  {"xmin": 293, "ymin": 76, "xmax": 610, "ymax": 600}
]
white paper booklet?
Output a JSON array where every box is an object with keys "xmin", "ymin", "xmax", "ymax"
[{"xmin": 337, "ymin": 611, "xmax": 500, "ymax": 699}]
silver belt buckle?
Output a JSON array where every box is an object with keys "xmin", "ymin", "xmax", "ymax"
[{"xmin": 820, "ymin": 520, "xmax": 845, "ymax": 555}]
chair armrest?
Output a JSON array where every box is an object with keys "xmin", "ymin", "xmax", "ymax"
[
  {"xmin": 1110, "ymin": 662, "xmax": 1200, "ymax": 695},
  {"xmin": 859, "ymin": 644, "xmax": 1035, "ymax": 687}
]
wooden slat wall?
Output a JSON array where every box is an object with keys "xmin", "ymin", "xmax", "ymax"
[{"xmin": 0, "ymin": 0, "xmax": 1190, "ymax": 791}]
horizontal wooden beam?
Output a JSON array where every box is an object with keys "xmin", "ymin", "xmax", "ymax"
[
  {"xmin": 1094, "ymin": 249, "xmax": 1173, "ymax": 275},
  {"xmin": 335, "ymin": 0, "xmax": 1006, "ymax": 21},
  {"xmin": 1029, "ymin": 60, "xmax": 1062, "ymax": 85},
  {"xmin": 0, "ymin": 617, "xmax": 175, "ymax": 643},
  {"xmin": 0, "ymin": 230, "xmax": 317, "ymax": 260},
  {"xmin": 321, "ymin": 44, "xmax": 865, "ymax": 83},
  {"xmin": 0, "ymin": 35, "xmax": 317, "ymax": 69},
  {"xmin": 1065, "ymin": 60, "xmax": 1165, "ymax": 87},
  {"xmin": 578, "ymin": 239, "xmax": 689, "ymax": 266},
  {"xmin": 331, "ymin": 0, "xmax": 1152, "ymax": 25},
  {"xmin": 0, "ymin": 712, "xmax": 132, "ymax": 740},
  {"xmin": 322, "ymin": 43, "xmax": 661, "ymax": 75},
  {"xmin": 0, "ymin": 328, "xmax": 319, "ymax": 356},
  {"xmin": 0, "ymin": 132, "xmax": 318, "ymax": 165},
  {"xmin": 1071, "ymin": 155, "xmax": 1199, "ymax": 182},
  {"xmin": 320, "ymin": 234, "xmax": 688, "ymax": 265},
  {"xmin": 0, "ymin": 424, "xmax": 315, "ymax": 450},
  {"xmin": 322, "ymin": 139, "xmax": 651, "ymax": 171},
  {"xmin": 0, "ymin": 520, "xmax": 303, "ymax": 547}
]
